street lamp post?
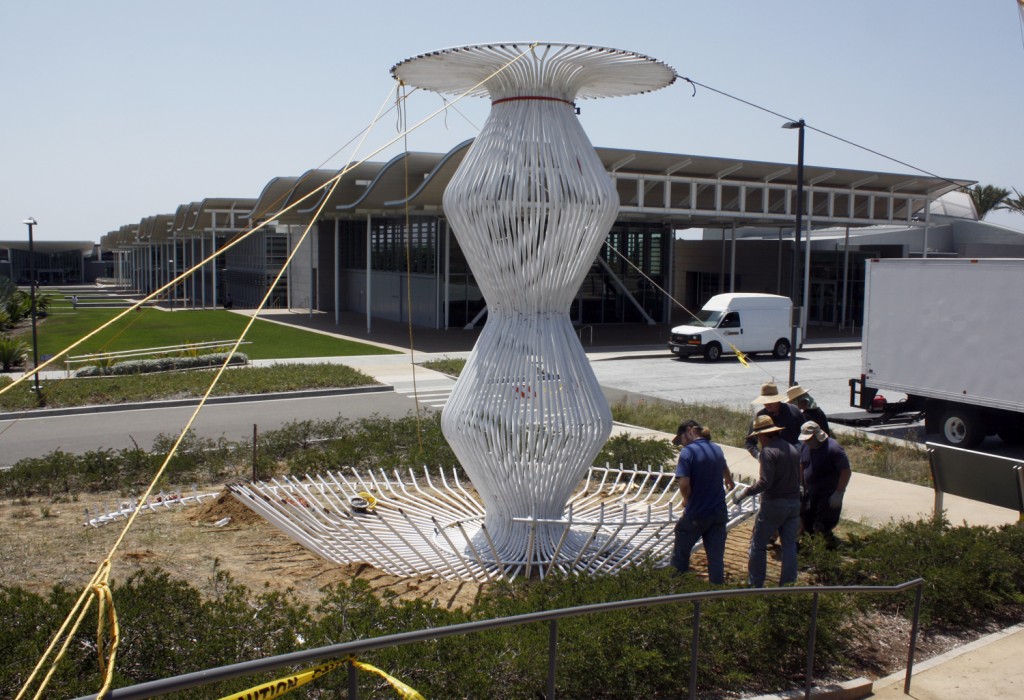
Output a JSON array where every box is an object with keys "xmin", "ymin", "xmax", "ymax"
[
  {"xmin": 22, "ymin": 218, "xmax": 42, "ymax": 403},
  {"xmin": 782, "ymin": 119, "xmax": 805, "ymax": 387}
]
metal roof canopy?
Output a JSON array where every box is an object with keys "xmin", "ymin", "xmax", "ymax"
[
  {"xmin": 243, "ymin": 143, "xmax": 973, "ymax": 230},
  {"xmin": 108, "ymin": 144, "xmax": 974, "ymax": 239}
]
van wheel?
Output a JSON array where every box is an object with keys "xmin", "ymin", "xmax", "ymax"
[
  {"xmin": 772, "ymin": 339, "xmax": 791, "ymax": 359},
  {"xmin": 939, "ymin": 407, "xmax": 984, "ymax": 448},
  {"xmin": 703, "ymin": 342, "xmax": 722, "ymax": 362}
]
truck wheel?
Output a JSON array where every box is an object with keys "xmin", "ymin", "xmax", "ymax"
[
  {"xmin": 703, "ymin": 342, "xmax": 722, "ymax": 362},
  {"xmin": 939, "ymin": 407, "xmax": 984, "ymax": 448},
  {"xmin": 772, "ymin": 339, "xmax": 791, "ymax": 359}
]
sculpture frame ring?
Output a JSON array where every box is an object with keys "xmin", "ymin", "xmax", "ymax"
[{"xmin": 391, "ymin": 42, "xmax": 676, "ymax": 100}]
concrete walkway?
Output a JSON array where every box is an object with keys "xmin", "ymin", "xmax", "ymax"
[{"xmin": 869, "ymin": 623, "xmax": 1024, "ymax": 699}]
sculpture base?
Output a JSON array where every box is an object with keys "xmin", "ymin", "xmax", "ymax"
[{"xmin": 228, "ymin": 466, "xmax": 757, "ymax": 581}]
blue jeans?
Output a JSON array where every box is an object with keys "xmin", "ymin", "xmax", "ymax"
[
  {"xmin": 748, "ymin": 497, "xmax": 801, "ymax": 587},
  {"xmin": 672, "ymin": 506, "xmax": 728, "ymax": 584}
]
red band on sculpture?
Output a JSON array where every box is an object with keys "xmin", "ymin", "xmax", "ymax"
[{"xmin": 492, "ymin": 96, "xmax": 575, "ymax": 107}]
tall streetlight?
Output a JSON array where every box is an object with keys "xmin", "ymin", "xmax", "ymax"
[
  {"xmin": 782, "ymin": 119, "xmax": 805, "ymax": 387},
  {"xmin": 22, "ymin": 218, "xmax": 42, "ymax": 403}
]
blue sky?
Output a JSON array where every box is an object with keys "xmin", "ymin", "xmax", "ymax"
[{"xmin": 2, "ymin": 0, "xmax": 1022, "ymax": 241}]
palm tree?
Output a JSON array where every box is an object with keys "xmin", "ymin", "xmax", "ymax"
[
  {"xmin": 966, "ymin": 184, "xmax": 1011, "ymax": 219},
  {"xmin": 998, "ymin": 188, "xmax": 1024, "ymax": 217}
]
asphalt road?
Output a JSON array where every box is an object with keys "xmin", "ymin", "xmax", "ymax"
[
  {"xmin": 5, "ymin": 346, "xmax": 1022, "ymax": 465},
  {"xmin": 591, "ymin": 347, "xmax": 1024, "ymax": 460},
  {"xmin": 589, "ymin": 346, "xmax": 861, "ymax": 415},
  {"xmin": 0, "ymin": 390, "xmax": 418, "ymax": 467}
]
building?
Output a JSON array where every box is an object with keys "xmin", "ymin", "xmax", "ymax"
[
  {"xmin": 0, "ymin": 240, "xmax": 103, "ymax": 285},
  {"xmin": 99, "ymin": 140, "xmax": 1024, "ymax": 331}
]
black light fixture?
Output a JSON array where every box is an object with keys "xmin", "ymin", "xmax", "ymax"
[
  {"xmin": 782, "ymin": 119, "xmax": 805, "ymax": 387},
  {"xmin": 22, "ymin": 217, "xmax": 42, "ymax": 403}
]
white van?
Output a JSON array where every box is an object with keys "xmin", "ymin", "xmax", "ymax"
[{"xmin": 668, "ymin": 293, "xmax": 796, "ymax": 362}]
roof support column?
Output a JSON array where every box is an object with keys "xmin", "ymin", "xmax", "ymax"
[
  {"xmin": 442, "ymin": 220, "xmax": 450, "ymax": 329},
  {"xmin": 365, "ymin": 213, "xmax": 372, "ymax": 334},
  {"xmin": 729, "ymin": 223, "xmax": 736, "ymax": 293},
  {"xmin": 841, "ymin": 226, "xmax": 851, "ymax": 330},
  {"xmin": 211, "ymin": 212, "xmax": 218, "ymax": 309},
  {"xmin": 777, "ymin": 228, "xmax": 784, "ymax": 295},
  {"xmin": 334, "ymin": 219, "xmax": 340, "ymax": 325},
  {"xmin": 200, "ymin": 231, "xmax": 206, "ymax": 309}
]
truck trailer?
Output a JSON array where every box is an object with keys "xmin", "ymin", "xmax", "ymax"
[{"xmin": 848, "ymin": 258, "xmax": 1024, "ymax": 448}]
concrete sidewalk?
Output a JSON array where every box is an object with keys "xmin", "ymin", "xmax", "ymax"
[{"xmin": 868, "ymin": 622, "xmax": 1024, "ymax": 699}]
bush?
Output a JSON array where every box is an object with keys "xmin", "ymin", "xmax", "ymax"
[
  {"xmin": 595, "ymin": 432, "xmax": 675, "ymax": 470},
  {"xmin": 803, "ymin": 518, "xmax": 1024, "ymax": 626},
  {"xmin": 73, "ymin": 352, "xmax": 249, "ymax": 377},
  {"xmin": 0, "ymin": 334, "xmax": 29, "ymax": 372}
]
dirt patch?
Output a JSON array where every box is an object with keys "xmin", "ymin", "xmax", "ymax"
[
  {"xmin": 0, "ymin": 488, "xmax": 482, "ymax": 610},
  {"xmin": 188, "ymin": 488, "xmax": 264, "ymax": 526}
]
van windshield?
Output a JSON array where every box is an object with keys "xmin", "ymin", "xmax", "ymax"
[{"xmin": 693, "ymin": 310, "xmax": 724, "ymax": 328}]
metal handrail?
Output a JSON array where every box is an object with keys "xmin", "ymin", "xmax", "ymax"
[{"xmin": 73, "ymin": 578, "xmax": 925, "ymax": 700}]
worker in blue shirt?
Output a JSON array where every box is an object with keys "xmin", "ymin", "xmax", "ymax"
[{"xmin": 672, "ymin": 419, "xmax": 735, "ymax": 584}]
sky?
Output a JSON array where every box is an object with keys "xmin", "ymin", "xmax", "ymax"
[{"xmin": 2, "ymin": 0, "xmax": 1022, "ymax": 242}]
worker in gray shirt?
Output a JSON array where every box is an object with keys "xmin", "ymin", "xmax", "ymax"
[
  {"xmin": 744, "ymin": 382, "xmax": 804, "ymax": 458},
  {"xmin": 736, "ymin": 414, "xmax": 802, "ymax": 587}
]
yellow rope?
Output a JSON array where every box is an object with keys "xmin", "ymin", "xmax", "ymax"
[
  {"xmin": 17, "ymin": 170, "xmax": 349, "ymax": 700},
  {"xmin": 399, "ymin": 80, "xmax": 424, "ymax": 452},
  {"xmin": 16, "ymin": 44, "xmax": 540, "ymax": 700}
]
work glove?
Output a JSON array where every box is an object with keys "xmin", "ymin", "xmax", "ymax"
[
  {"xmin": 733, "ymin": 487, "xmax": 750, "ymax": 505},
  {"xmin": 828, "ymin": 491, "xmax": 844, "ymax": 510}
]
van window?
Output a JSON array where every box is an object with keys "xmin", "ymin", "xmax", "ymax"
[
  {"xmin": 694, "ymin": 309, "xmax": 724, "ymax": 327},
  {"xmin": 719, "ymin": 312, "xmax": 741, "ymax": 328}
]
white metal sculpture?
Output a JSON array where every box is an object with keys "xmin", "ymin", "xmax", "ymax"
[
  {"xmin": 391, "ymin": 43, "xmax": 676, "ymax": 567},
  {"xmin": 229, "ymin": 44, "xmax": 763, "ymax": 581}
]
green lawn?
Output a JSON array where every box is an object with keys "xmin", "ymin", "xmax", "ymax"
[{"xmin": 29, "ymin": 308, "xmax": 398, "ymax": 360}]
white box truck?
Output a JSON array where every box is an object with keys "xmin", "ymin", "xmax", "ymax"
[
  {"xmin": 668, "ymin": 293, "xmax": 796, "ymax": 362},
  {"xmin": 848, "ymin": 258, "xmax": 1024, "ymax": 447}
]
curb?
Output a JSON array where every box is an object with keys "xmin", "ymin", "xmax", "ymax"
[
  {"xmin": 588, "ymin": 341, "xmax": 860, "ymax": 361},
  {"xmin": 742, "ymin": 677, "xmax": 873, "ymax": 700},
  {"xmin": 0, "ymin": 385, "xmax": 392, "ymax": 421}
]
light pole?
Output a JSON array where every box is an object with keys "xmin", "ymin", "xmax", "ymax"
[
  {"xmin": 782, "ymin": 119, "xmax": 805, "ymax": 387},
  {"xmin": 22, "ymin": 218, "xmax": 42, "ymax": 402}
]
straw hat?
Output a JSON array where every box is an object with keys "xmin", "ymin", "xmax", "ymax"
[
  {"xmin": 751, "ymin": 382, "xmax": 784, "ymax": 405},
  {"xmin": 786, "ymin": 385, "xmax": 808, "ymax": 402},
  {"xmin": 747, "ymin": 414, "xmax": 784, "ymax": 438}
]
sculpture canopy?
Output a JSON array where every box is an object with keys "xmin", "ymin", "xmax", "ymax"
[{"xmin": 391, "ymin": 42, "xmax": 676, "ymax": 100}]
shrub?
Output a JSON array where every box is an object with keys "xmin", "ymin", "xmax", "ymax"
[
  {"xmin": 73, "ymin": 352, "xmax": 249, "ymax": 377},
  {"xmin": 803, "ymin": 518, "xmax": 1024, "ymax": 626},
  {"xmin": 0, "ymin": 334, "xmax": 29, "ymax": 372},
  {"xmin": 595, "ymin": 432, "xmax": 675, "ymax": 470}
]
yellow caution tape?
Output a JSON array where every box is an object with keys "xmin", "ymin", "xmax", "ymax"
[
  {"xmin": 217, "ymin": 659, "xmax": 347, "ymax": 700},
  {"xmin": 217, "ymin": 657, "xmax": 425, "ymax": 700},
  {"xmin": 352, "ymin": 659, "xmax": 425, "ymax": 700}
]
